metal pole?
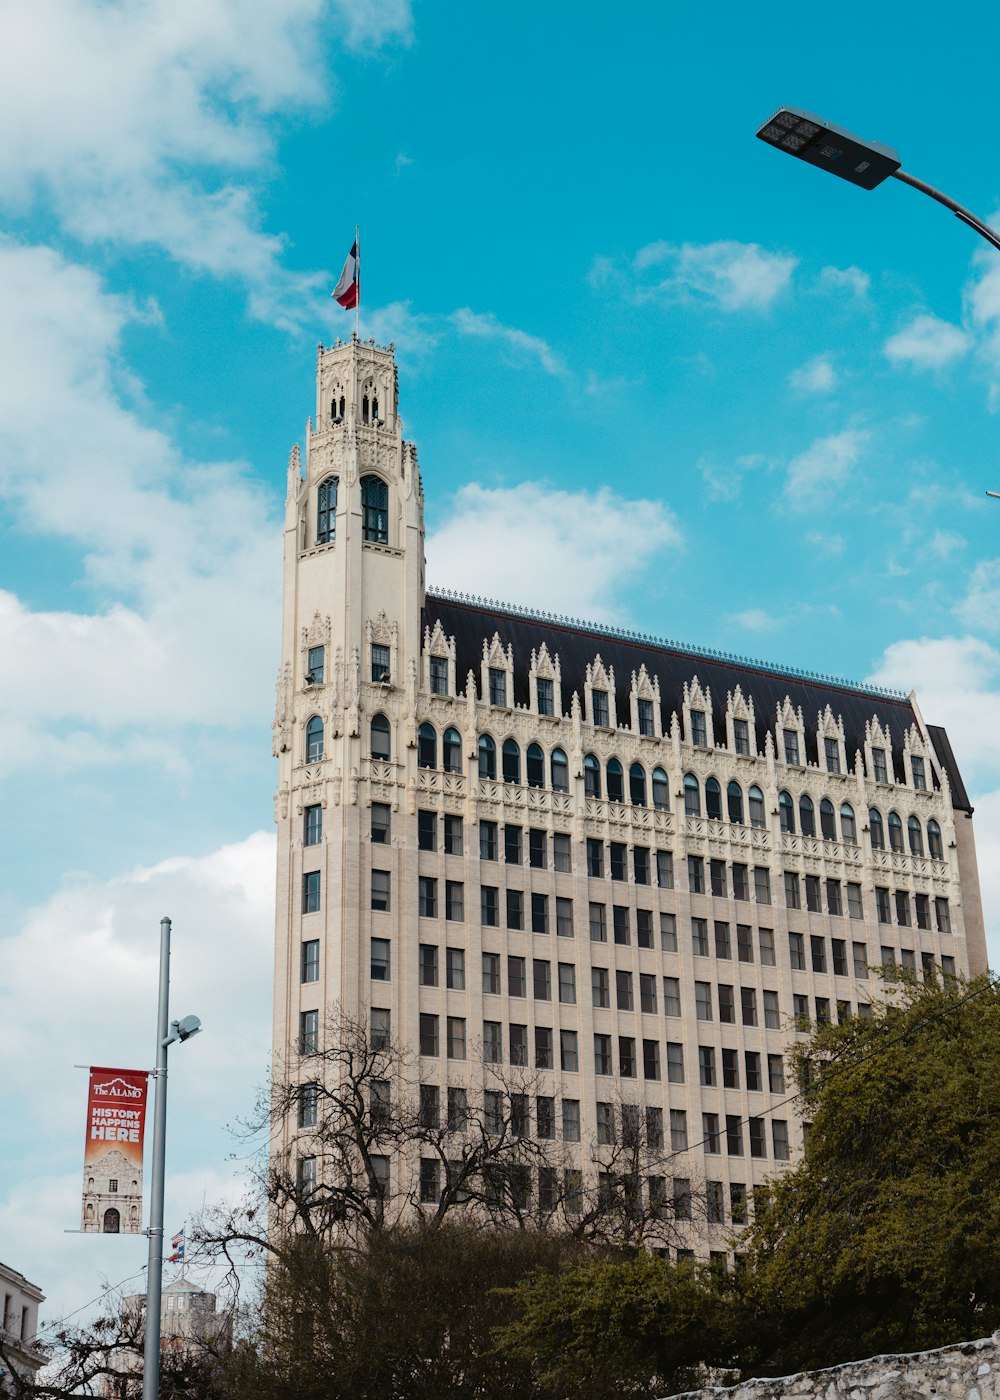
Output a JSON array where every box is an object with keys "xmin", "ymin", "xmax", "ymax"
[
  {"xmin": 891, "ymin": 169, "xmax": 1000, "ymax": 254},
  {"xmin": 142, "ymin": 916, "xmax": 171, "ymax": 1400}
]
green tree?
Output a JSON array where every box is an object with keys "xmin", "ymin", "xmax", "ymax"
[{"xmin": 736, "ymin": 972, "xmax": 1000, "ymax": 1371}]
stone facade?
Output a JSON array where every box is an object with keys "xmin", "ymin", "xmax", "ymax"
[
  {"xmin": 272, "ymin": 336, "xmax": 988, "ymax": 1258},
  {"xmin": 665, "ymin": 1331, "xmax": 1000, "ymax": 1400},
  {"xmin": 0, "ymin": 1261, "xmax": 46, "ymax": 1386}
]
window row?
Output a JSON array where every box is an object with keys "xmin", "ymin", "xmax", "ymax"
[
  {"xmin": 874, "ymin": 887, "xmax": 952, "ymax": 932},
  {"xmin": 314, "ymin": 474, "xmax": 388, "ymax": 546}
]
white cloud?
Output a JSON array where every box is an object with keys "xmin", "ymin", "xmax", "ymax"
[
  {"xmin": 427, "ymin": 482, "xmax": 681, "ymax": 622},
  {"xmin": 789, "ymin": 355, "xmax": 837, "ymax": 394},
  {"xmin": 958, "ymin": 558, "xmax": 1000, "ymax": 634},
  {"xmin": 698, "ymin": 452, "xmax": 769, "ymax": 502},
  {"xmin": 783, "ymin": 428, "xmax": 869, "ymax": 512},
  {"xmin": 817, "ymin": 264, "xmax": 870, "ymax": 299},
  {"xmin": 805, "ymin": 530, "xmax": 845, "ymax": 556},
  {"xmin": 450, "ymin": 308, "xmax": 567, "ymax": 377},
  {"xmin": 0, "ymin": 239, "xmax": 280, "ymax": 771},
  {"xmin": 628, "ymin": 239, "xmax": 796, "ymax": 311},
  {"xmin": 0, "ymin": 1, "xmax": 412, "ymax": 327},
  {"xmin": 0, "ymin": 832, "xmax": 275, "ymax": 1319},
  {"xmin": 884, "ymin": 313, "xmax": 970, "ymax": 370}
]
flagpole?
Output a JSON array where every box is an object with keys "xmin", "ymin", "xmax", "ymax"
[{"xmin": 355, "ymin": 223, "xmax": 360, "ymax": 339}]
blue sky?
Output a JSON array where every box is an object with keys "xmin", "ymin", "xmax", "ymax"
[{"xmin": 3, "ymin": 0, "xmax": 1000, "ymax": 1325}]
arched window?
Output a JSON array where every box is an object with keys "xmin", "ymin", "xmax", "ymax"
[
  {"xmin": 442, "ymin": 727, "xmax": 462, "ymax": 774},
  {"xmin": 652, "ymin": 767, "xmax": 670, "ymax": 811},
  {"xmin": 840, "ymin": 803, "xmax": 857, "ymax": 844},
  {"xmin": 361, "ymin": 475, "xmax": 389, "ymax": 543},
  {"xmin": 927, "ymin": 819, "xmax": 943, "ymax": 860},
  {"xmin": 778, "ymin": 791, "xmax": 795, "ymax": 834},
  {"xmin": 607, "ymin": 758, "xmax": 624, "ymax": 803},
  {"xmin": 362, "ymin": 393, "xmax": 370, "ymax": 425},
  {"xmin": 908, "ymin": 815, "xmax": 924, "ymax": 856},
  {"xmin": 800, "ymin": 794, "xmax": 815, "ymax": 837},
  {"xmin": 584, "ymin": 754, "xmax": 601, "ymax": 799},
  {"xmin": 888, "ymin": 811, "xmax": 904, "ymax": 853},
  {"xmin": 526, "ymin": 742, "xmax": 545, "ymax": 788},
  {"xmin": 869, "ymin": 808, "xmax": 885, "ymax": 850},
  {"xmin": 705, "ymin": 776, "xmax": 722, "ymax": 821},
  {"xmin": 370, "ymin": 713, "xmax": 391, "ymax": 761},
  {"xmin": 317, "ymin": 476, "xmax": 338, "ymax": 544},
  {"xmin": 305, "ymin": 716, "xmax": 324, "ymax": 763},
  {"xmin": 551, "ymin": 747, "xmax": 569, "ymax": 792},
  {"xmin": 629, "ymin": 762, "xmax": 647, "ymax": 807},
  {"xmin": 478, "ymin": 735, "xmax": 496, "ymax": 780},
  {"xmin": 727, "ymin": 780, "xmax": 744, "ymax": 825},
  {"xmin": 418, "ymin": 722, "xmax": 437, "ymax": 770},
  {"xmin": 684, "ymin": 773, "xmax": 700, "ymax": 818},
  {"xmin": 820, "ymin": 798, "xmax": 836, "ymax": 840},
  {"xmin": 103, "ymin": 1208, "xmax": 121, "ymax": 1234},
  {"xmin": 502, "ymin": 738, "xmax": 521, "ymax": 784},
  {"xmin": 749, "ymin": 785, "xmax": 766, "ymax": 829}
]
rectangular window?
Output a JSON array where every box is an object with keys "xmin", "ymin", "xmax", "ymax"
[
  {"xmin": 636, "ymin": 908, "xmax": 653, "ymax": 949},
  {"xmin": 872, "ymin": 747, "xmax": 888, "ymax": 783},
  {"xmin": 710, "ymin": 859, "xmax": 727, "ymax": 898},
  {"xmin": 596, "ymin": 1101, "xmax": 616, "ymax": 1145},
  {"xmin": 616, "ymin": 969, "xmax": 634, "ymax": 1011},
  {"xmin": 591, "ymin": 688, "xmax": 609, "ymax": 726},
  {"xmin": 763, "ymin": 989, "xmax": 780, "ymax": 1029},
  {"xmin": 610, "ymin": 842, "xmax": 627, "ymax": 881},
  {"xmin": 707, "ymin": 1180, "xmax": 725, "ymax": 1224},
  {"xmin": 660, "ymin": 912, "xmax": 678, "ymax": 952},
  {"xmin": 445, "ymin": 881, "xmax": 464, "ymax": 922},
  {"xmin": 847, "ymin": 882, "xmax": 864, "ymax": 920},
  {"xmin": 612, "ymin": 905, "xmax": 630, "ymax": 945},
  {"xmin": 592, "ymin": 966, "xmax": 610, "ymax": 1009},
  {"xmin": 637, "ymin": 698, "xmax": 655, "ymax": 736},
  {"xmin": 533, "ymin": 958, "xmax": 551, "ymax": 1001},
  {"xmin": 589, "ymin": 903, "xmax": 607, "ymax": 942},
  {"xmin": 371, "ymin": 644, "xmax": 391, "ymax": 684},
  {"xmin": 443, "ymin": 814, "xmax": 463, "ymax": 856},
  {"xmin": 692, "ymin": 917, "xmax": 709, "ymax": 957},
  {"xmin": 759, "ymin": 927, "xmax": 776, "ymax": 965},
  {"xmin": 726, "ymin": 1114, "xmax": 743, "ymax": 1156},
  {"xmin": 419, "ymin": 1158, "xmax": 440, "ymax": 1204},
  {"xmin": 912, "ymin": 755, "xmax": 927, "ymax": 790},
  {"xmin": 560, "ymin": 1030, "xmax": 579, "ymax": 1073},
  {"xmin": 737, "ymin": 924, "xmax": 754, "ymax": 963},
  {"xmin": 691, "ymin": 709, "xmax": 707, "ymax": 746},
  {"xmin": 508, "ymin": 956, "xmax": 526, "ymax": 997},
  {"xmin": 688, "ymin": 855, "xmax": 705, "ymax": 894},
  {"xmin": 656, "ymin": 850, "xmax": 675, "ymax": 889},
  {"xmin": 915, "ymin": 893, "xmax": 930, "ymax": 930},
  {"xmin": 446, "ymin": 947, "xmax": 465, "ymax": 990},
  {"xmin": 419, "ymin": 876, "xmax": 437, "ymax": 919},
  {"xmin": 714, "ymin": 920, "xmax": 731, "ymax": 959},
  {"xmin": 417, "ymin": 812, "xmax": 436, "ymax": 851},
  {"xmin": 489, "ymin": 668, "xmax": 507, "ymax": 707},
  {"xmin": 789, "ymin": 931, "xmax": 805, "ymax": 971},
  {"xmin": 529, "ymin": 828, "xmax": 547, "ymax": 869},
  {"xmin": 535, "ymin": 1026, "xmax": 554, "ymax": 1070},
  {"xmin": 942, "ymin": 955, "xmax": 956, "ymax": 979},
  {"xmin": 371, "ymin": 802, "xmax": 390, "ymax": 844},
  {"xmin": 634, "ymin": 845, "xmax": 650, "ymax": 885},
  {"xmin": 805, "ymin": 876, "xmax": 821, "ymax": 913},
  {"xmin": 772, "ymin": 1120, "xmax": 791, "ymax": 1161},
  {"xmin": 745, "ymin": 1051, "xmax": 762, "ymax": 1091},
  {"xmin": 553, "ymin": 833, "xmax": 572, "ymax": 872},
  {"xmin": 881, "ymin": 945, "xmax": 896, "ymax": 968},
  {"xmin": 303, "ymin": 804, "xmax": 322, "ymax": 847},
  {"xmin": 831, "ymin": 938, "xmax": 848, "ymax": 977},
  {"xmin": 481, "ymin": 951, "xmax": 500, "ymax": 995},
  {"xmin": 587, "ymin": 839, "xmax": 604, "ymax": 878},
  {"xmin": 784, "ymin": 872, "xmax": 801, "ymax": 910},
  {"xmin": 732, "ymin": 864, "xmax": 749, "ymax": 901},
  {"xmin": 749, "ymin": 1117, "xmax": 766, "ymax": 1159},
  {"xmin": 793, "ymin": 993, "xmax": 808, "ymax": 1027},
  {"xmin": 506, "ymin": 889, "xmax": 524, "ymax": 930},
  {"xmin": 815, "ymin": 997, "xmax": 830, "ymax": 1025},
  {"xmin": 824, "ymin": 736, "xmax": 841, "ymax": 774},
  {"xmin": 699, "ymin": 1045, "xmax": 716, "ymax": 1086},
  {"xmin": 741, "ymin": 987, "xmax": 758, "ymax": 1026},
  {"xmin": 419, "ymin": 1013, "xmax": 438, "ymax": 1057},
  {"xmin": 370, "ymin": 1008, "xmax": 390, "ymax": 1049},
  {"xmin": 558, "ymin": 962, "xmax": 576, "ymax": 1004},
  {"xmin": 666, "ymin": 1042, "xmax": 684, "ymax": 1084},
  {"xmin": 536, "ymin": 677, "xmax": 554, "ymax": 716},
  {"xmin": 302, "ymin": 870, "xmax": 321, "ymax": 914},
  {"xmin": 646, "ymin": 1106, "xmax": 664, "ymax": 1149},
  {"xmin": 642, "ymin": 1038, "xmax": 660, "ymax": 1080},
  {"xmin": 703, "ymin": 1112, "xmax": 721, "ymax": 1153},
  {"xmin": 663, "ymin": 976, "xmax": 681, "ymax": 1016},
  {"xmin": 718, "ymin": 983, "xmax": 735, "ymax": 1024},
  {"xmin": 556, "ymin": 896, "xmax": 574, "ymax": 937},
  {"xmin": 370, "ymin": 937, "xmax": 390, "ymax": 981},
  {"xmin": 783, "ymin": 729, "xmax": 800, "ymax": 766},
  {"xmin": 594, "ymin": 1033, "xmax": 613, "ymax": 1076},
  {"xmin": 505, "ymin": 825, "xmax": 523, "ymax": 866},
  {"xmin": 562, "ymin": 1099, "xmax": 581, "ymax": 1143},
  {"xmin": 619, "ymin": 1036, "xmax": 637, "ymax": 1077},
  {"xmin": 371, "ymin": 869, "xmax": 390, "ymax": 912},
  {"xmin": 826, "ymin": 879, "xmax": 843, "ymax": 916},
  {"xmin": 852, "ymin": 941, "xmax": 869, "ymax": 978},
  {"xmin": 510, "ymin": 1024, "xmax": 528, "ymax": 1066},
  {"xmin": 479, "ymin": 821, "xmax": 498, "ymax": 862},
  {"xmin": 811, "ymin": 935, "xmax": 826, "ymax": 974},
  {"xmin": 768, "ymin": 1053, "xmax": 785, "ymax": 1093},
  {"xmin": 695, "ymin": 980, "xmax": 712, "ymax": 1021},
  {"xmin": 307, "ymin": 644, "xmax": 325, "ymax": 685},
  {"xmin": 639, "ymin": 972, "xmax": 657, "ymax": 1014},
  {"xmin": 670, "ymin": 1108, "xmax": 688, "ymax": 1151},
  {"xmin": 301, "ymin": 940, "xmax": 319, "ymax": 984},
  {"xmin": 531, "ymin": 892, "xmax": 548, "ymax": 934},
  {"xmin": 895, "ymin": 890, "xmax": 911, "ymax": 927},
  {"xmin": 722, "ymin": 1048, "xmax": 739, "ymax": 1089},
  {"xmin": 536, "ymin": 1095, "xmax": 555, "ymax": 1139},
  {"xmin": 935, "ymin": 897, "xmax": 951, "ymax": 934},
  {"xmin": 429, "ymin": 655, "xmax": 448, "ymax": 695},
  {"xmin": 734, "ymin": 718, "xmax": 750, "ymax": 755},
  {"xmin": 447, "ymin": 1087, "xmax": 468, "ymax": 1133},
  {"xmin": 447, "ymin": 1016, "xmax": 466, "ymax": 1060},
  {"xmin": 901, "ymin": 947, "xmax": 916, "ymax": 973},
  {"xmin": 876, "ymin": 886, "xmax": 891, "ymax": 924},
  {"xmin": 754, "ymin": 867, "xmax": 771, "ymax": 905},
  {"xmin": 299, "ymin": 1009, "xmax": 319, "ymax": 1055}
]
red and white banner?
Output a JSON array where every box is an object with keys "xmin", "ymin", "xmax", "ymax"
[
  {"xmin": 81, "ymin": 1067, "xmax": 149, "ymax": 1234},
  {"xmin": 331, "ymin": 238, "xmax": 359, "ymax": 309}
]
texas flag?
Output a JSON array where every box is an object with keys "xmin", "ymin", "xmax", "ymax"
[
  {"xmin": 331, "ymin": 239, "xmax": 359, "ymax": 309},
  {"xmin": 167, "ymin": 1227, "xmax": 185, "ymax": 1263}
]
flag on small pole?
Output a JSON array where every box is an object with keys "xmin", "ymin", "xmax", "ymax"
[
  {"xmin": 167, "ymin": 1226, "xmax": 185, "ymax": 1263},
  {"xmin": 331, "ymin": 234, "xmax": 360, "ymax": 315}
]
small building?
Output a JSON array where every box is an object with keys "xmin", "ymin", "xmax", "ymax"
[
  {"xmin": 0, "ymin": 1262, "xmax": 46, "ymax": 1388},
  {"xmin": 101, "ymin": 1279, "xmax": 232, "ymax": 1398}
]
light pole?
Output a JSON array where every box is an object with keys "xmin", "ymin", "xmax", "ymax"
[
  {"xmin": 142, "ymin": 917, "xmax": 202, "ymax": 1400},
  {"xmin": 755, "ymin": 107, "xmax": 1000, "ymax": 255}
]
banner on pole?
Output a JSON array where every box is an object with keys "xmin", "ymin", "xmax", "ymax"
[{"xmin": 81, "ymin": 1067, "xmax": 149, "ymax": 1234}]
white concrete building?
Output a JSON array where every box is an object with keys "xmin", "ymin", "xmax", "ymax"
[
  {"xmin": 0, "ymin": 1262, "xmax": 46, "ymax": 1389},
  {"xmin": 271, "ymin": 335, "xmax": 988, "ymax": 1256}
]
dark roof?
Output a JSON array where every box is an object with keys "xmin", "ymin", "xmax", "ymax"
[{"xmin": 424, "ymin": 590, "xmax": 972, "ymax": 814}]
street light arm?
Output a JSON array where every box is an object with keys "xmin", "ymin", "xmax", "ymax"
[{"xmin": 891, "ymin": 169, "xmax": 1000, "ymax": 254}]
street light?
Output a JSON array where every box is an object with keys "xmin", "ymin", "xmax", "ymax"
[{"xmin": 756, "ymin": 107, "xmax": 1000, "ymax": 254}]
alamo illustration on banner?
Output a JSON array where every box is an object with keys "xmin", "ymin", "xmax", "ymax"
[{"xmin": 81, "ymin": 1067, "xmax": 149, "ymax": 1234}]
